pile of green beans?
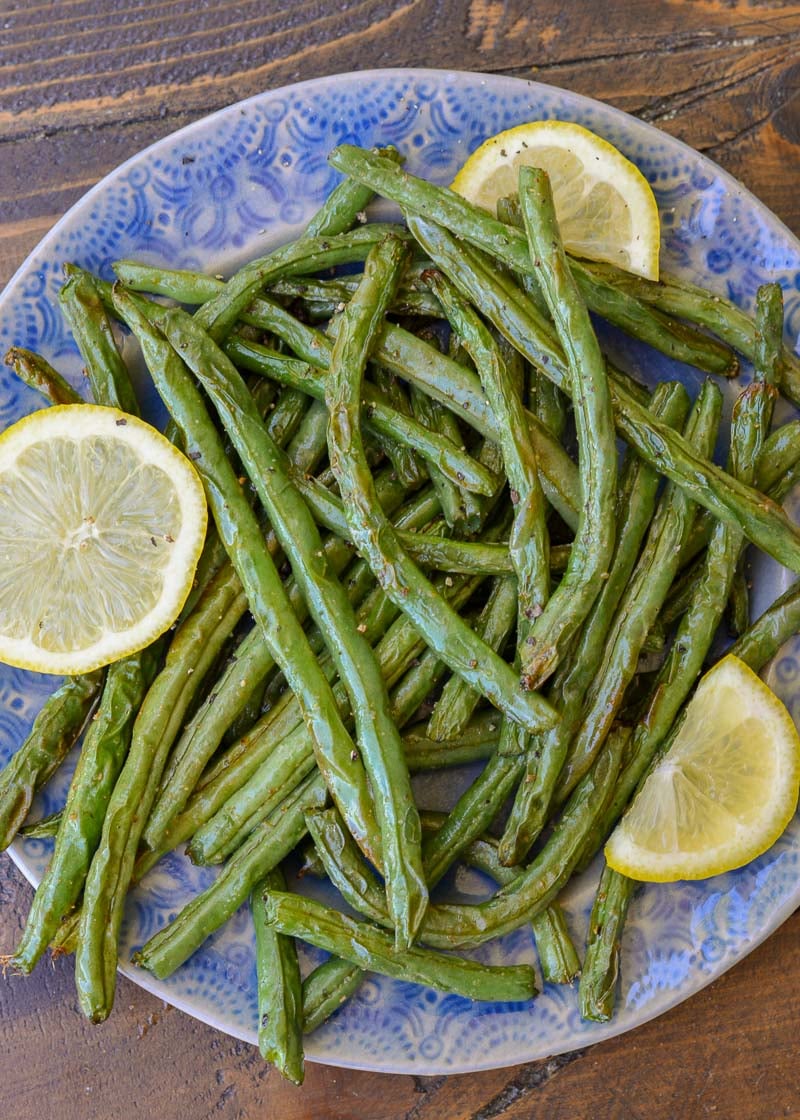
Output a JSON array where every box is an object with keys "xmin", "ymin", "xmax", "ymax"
[{"xmin": 3, "ymin": 148, "xmax": 800, "ymax": 1082}]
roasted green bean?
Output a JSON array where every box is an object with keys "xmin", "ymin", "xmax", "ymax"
[
  {"xmin": 251, "ymin": 867, "xmax": 304, "ymax": 1083},
  {"xmin": 0, "ymin": 672, "xmax": 103, "ymax": 851},
  {"xmin": 263, "ymin": 891, "xmax": 538, "ymax": 1003},
  {"xmin": 325, "ymin": 237, "xmax": 557, "ymax": 735}
]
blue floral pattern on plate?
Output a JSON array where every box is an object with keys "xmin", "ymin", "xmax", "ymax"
[{"xmin": 1, "ymin": 69, "xmax": 799, "ymax": 1074}]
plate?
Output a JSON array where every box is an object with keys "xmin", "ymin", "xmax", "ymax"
[{"xmin": 2, "ymin": 68, "xmax": 800, "ymax": 1075}]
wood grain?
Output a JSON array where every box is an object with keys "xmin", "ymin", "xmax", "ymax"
[
  {"xmin": 2, "ymin": 2, "xmax": 800, "ymax": 1117},
  {"xmin": 2, "ymin": 0, "xmax": 800, "ymax": 287}
]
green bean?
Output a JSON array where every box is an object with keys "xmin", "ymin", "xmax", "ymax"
[
  {"xmin": 499, "ymin": 381, "xmax": 689, "ymax": 865},
  {"xmin": 573, "ymin": 257, "xmax": 800, "ymax": 406},
  {"xmin": 325, "ymin": 237, "xmax": 557, "ymax": 735},
  {"xmin": 201, "ymin": 225, "xmax": 416, "ymax": 342},
  {"xmin": 679, "ymin": 423, "xmax": 800, "ymax": 573},
  {"xmin": 532, "ymin": 369, "xmax": 568, "ymax": 441},
  {"xmin": 661, "ymin": 553, "xmax": 706, "ymax": 630},
  {"xmin": 187, "ymin": 562, "xmax": 452, "ymax": 867},
  {"xmin": 264, "ymin": 386, "xmax": 308, "ymax": 447},
  {"xmin": 270, "ymin": 274, "xmax": 443, "ymax": 318},
  {"xmin": 531, "ymin": 904, "xmax": 581, "ymax": 986},
  {"xmin": 497, "ymin": 195, "xmax": 553, "ymax": 320},
  {"xmin": 145, "ymin": 458, "xmax": 407, "ymax": 856},
  {"xmin": 371, "ymin": 365, "xmax": 426, "ymax": 488},
  {"xmin": 226, "ymin": 337, "xmax": 495, "ymax": 497},
  {"xmin": 428, "ymin": 323, "xmax": 496, "ymax": 533},
  {"xmin": 155, "ymin": 565, "xmax": 477, "ymax": 875},
  {"xmin": 228, "ymin": 286, "xmax": 572, "ymax": 512},
  {"xmin": 188, "ymin": 720, "xmax": 321, "ymax": 866},
  {"xmin": 422, "ymin": 750, "xmax": 525, "ymax": 888},
  {"xmin": 409, "ymin": 383, "xmax": 471, "ymax": 529},
  {"xmin": 152, "ymin": 300, "xmax": 427, "ymax": 948},
  {"xmin": 113, "ymin": 223, "xmax": 409, "ymax": 315},
  {"xmin": 419, "ymin": 734, "xmax": 623, "ymax": 948},
  {"xmin": 135, "ymin": 690, "xmax": 306, "ymax": 882},
  {"xmin": 150, "ymin": 627, "xmax": 287, "ymax": 846},
  {"xmin": 11, "ymin": 649, "xmax": 160, "ymax": 973},
  {"xmin": 304, "ymin": 167, "xmax": 378, "ymax": 237},
  {"xmin": 728, "ymin": 566, "xmax": 750, "ymax": 636},
  {"xmin": 515, "ymin": 167, "xmax": 616, "ymax": 687},
  {"xmin": 134, "ymin": 771, "xmax": 326, "ymax": 979},
  {"xmin": 73, "ymin": 558, "xmax": 253, "ymax": 1021},
  {"xmin": 284, "ymin": 398, "xmax": 330, "ymax": 475},
  {"xmin": 178, "ymin": 522, "xmax": 229, "ymax": 624},
  {"xmin": 113, "ymin": 263, "xmax": 230, "ymax": 304},
  {"xmin": 302, "ymin": 958, "xmax": 364, "ymax": 1034},
  {"xmin": 112, "ymin": 262, "xmax": 580, "ymax": 524},
  {"xmin": 578, "ymin": 861, "xmax": 637, "ymax": 1021},
  {"xmin": 251, "ymin": 867, "xmax": 304, "ymax": 1084},
  {"xmin": 429, "ymin": 268, "xmax": 550, "ymax": 793},
  {"xmin": 568, "ymin": 256, "xmax": 738, "ymax": 377},
  {"xmin": 386, "ymin": 645, "xmax": 445, "ymax": 727},
  {"xmin": 304, "ymin": 732, "xmax": 622, "ymax": 952},
  {"xmin": 263, "ymin": 890, "xmax": 537, "ymax": 1003},
  {"xmin": 189, "ymin": 573, "xmax": 484, "ymax": 867},
  {"xmin": 222, "ymin": 674, "xmax": 269, "ymax": 749},
  {"xmin": 726, "ymin": 283, "xmax": 783, "ymax": 634},
  {"xmin": 757, "ymin": 420, "xmax": 800, "ymax": 491},
  {"xmin": 0, "ymin": 667, "xmax": 104, "ymax": 851},
  {"xmin": 327, "ymin": 151, "xmax": 800, "ymax": 574},
  {"xmin": 360, "ymin": 317, "xmax": 584, "ymax": 528},
  {"xmin": 403, "ymin": 710, "xmax": 501, "ymax": 771},
  {"xmin": 554, "ymin": 379, "xmax": 721, "ymax": 804},
  {"xmin": 19, "ymin": 809, "xmax": 63, "ymax": 839},
  {"xmin": 58, "ymin": 268, "xmax": 140, "ymax": 415},
  {"xmin": 431, "ymin": 802, "xmax": 581, "ymax": 983},
  {"xmin": 754, "ymin": 283, "xmax": 785, "ymax": 388},
  {"xmin": 50, "ymin": 908, "xmax": 81, "ymax": 957},
  {"xmin": 330, "ymin": 147, "xmax": 734, "ymax": 381},
  {"xmin": 430, "ymin": 272, "xmax": 549, "ymax": 623},
  {"xmin": 767, "ymin": 456, "xmax": 800, "ymax": 505},
  {"xmin": 114, "ymin": 290, "xmax": 384, "ymax": 862},
  {"xmin": 322, "ymin": 149, "xmax": 628, "ymax": 398},
  {"xmin": 730, "ymin": 578, "xmax": 800, "ymax": 668},
  {"xmin": 304, "ymin": 807, "xmax": 388, "ymax": 926},
  {"xmin": 251, "ymin": 457, "xmax": 513, "ymax": 572},
  {"xmin": 311, "ymin": 805, "xmax": 579, "ymax": 985},
  {"xmin": 398, "ymin": 532, "xmax": 513, "ymax": 574},
  {"xmin": 427, "ymin": 575, "xmax": 517, "ymax": 740},
  {"xmin": 0, "ymin": 672, "xmax": 103, "ymax": 850},
  {"xmin": 4, "ymin": 347, "xmax": 84, "ymax": 405}
]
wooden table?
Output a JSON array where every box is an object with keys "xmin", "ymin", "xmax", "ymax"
[{"xmin": 2, "ymin": 3, "xmax": 800, "ymax": 1117}]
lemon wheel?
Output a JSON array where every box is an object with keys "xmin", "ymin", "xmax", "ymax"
[{"xmin": 0, "ymin": 404, "xmax": 207, "ymax": 675}]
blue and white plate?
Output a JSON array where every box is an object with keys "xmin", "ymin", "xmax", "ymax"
[{"xmin": 2, "ymin": 69, "xmax": 799, "ymax": 1075}]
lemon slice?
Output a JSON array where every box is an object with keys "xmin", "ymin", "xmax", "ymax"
[
  {"xmin": 0, "ymin": 404, "xmax": 207, "ymax": 675},
  {"xmin": 451, "ymin": 120, "xmax": 660, "ymax": 280},
  {"xmin": 605, "ymin": 655, "xmax": 800, "ymax": 882}
]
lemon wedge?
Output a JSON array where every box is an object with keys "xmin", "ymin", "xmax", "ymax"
[
  {"xmin": 451, "ymin": 120, "xmax": 660, "ymax": 280},
  {"xmin": 605, "ymin": 655, "xmax": 800, "ymax": 882},
  {"xmin": 0, "ymin": 404, "xmax": 207, "ymax": 675}
]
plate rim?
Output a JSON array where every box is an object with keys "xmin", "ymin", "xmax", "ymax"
[{"xmin": 3, "ymin": 65, "xmax": 800, "ymax": 1075}]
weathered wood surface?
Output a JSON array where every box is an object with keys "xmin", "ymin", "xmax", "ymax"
[{"xmin": 2, "ymin": 2, "xmax": 800, "ymax": 1117}]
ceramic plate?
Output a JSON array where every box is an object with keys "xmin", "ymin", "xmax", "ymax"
[{"xmin": 2, "ymin": 69, "xmax": 800, "ymax": 1075}]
